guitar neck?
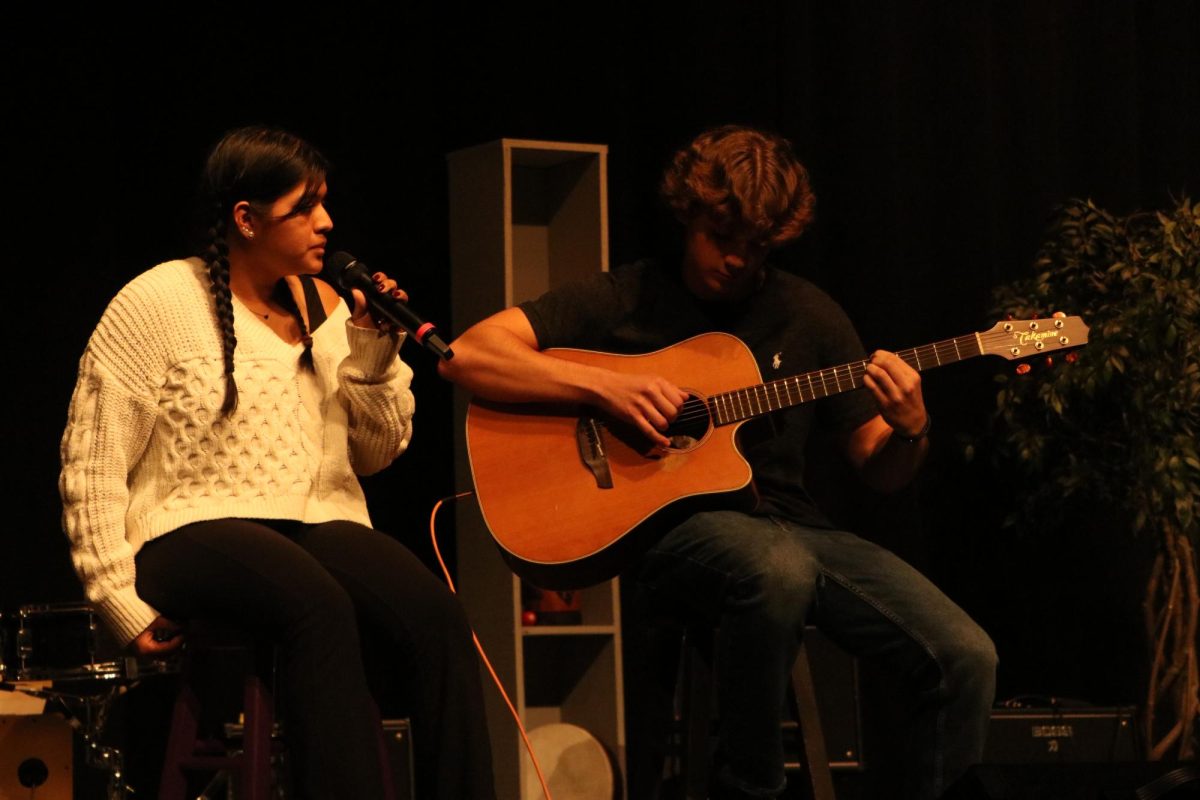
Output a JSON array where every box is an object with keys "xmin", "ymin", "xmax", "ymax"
[{"xmin": 708, "ymin": 333, "xmax": 983, "ymax": 426}]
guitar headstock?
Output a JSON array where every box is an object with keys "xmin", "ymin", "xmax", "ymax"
[{"xmin": 980, "ymin": 314, "xmax": 1090, "ymax": 361}]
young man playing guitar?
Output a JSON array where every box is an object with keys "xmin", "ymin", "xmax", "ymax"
[{"xmin": 440, "ymin": 125, "xmax": 996, "ymax": 800}]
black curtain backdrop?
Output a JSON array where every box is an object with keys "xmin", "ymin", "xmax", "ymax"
[{"xmin": 5, "ymin": 1, "xmax": 1198, "ymax": 715}]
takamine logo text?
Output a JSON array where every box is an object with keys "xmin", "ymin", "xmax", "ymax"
[{"xmin": 1016, "ymin": 329, "xmax": 1060, "ymax": 346}]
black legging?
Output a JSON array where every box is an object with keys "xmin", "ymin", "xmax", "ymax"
[{"xmin": 135, "ymin": 518, "xmax": 495, "ymax": 800}]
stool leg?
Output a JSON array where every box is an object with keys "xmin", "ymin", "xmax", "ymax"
[
  {"xmin": 683, "ymin": 630, "xmax": 714, "ymax": 800},
  {"xmin": 789, "ymin": 640, "xmax": 836, "ymax": 800},
  {"xmin": 160, "ymin": 679, "xmax": 201, "ymax": 800},
  {"xmin": 239, "ymin": 670, "xmax": 274, "ymax": 800}
]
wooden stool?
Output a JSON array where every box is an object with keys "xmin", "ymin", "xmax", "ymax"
[
  {"xmin": 677, "ymin": 627, "xmax": 836, "ymax": 800},
  {"xmin": 158, "ymin": 625, "xmax": 276, "ymax": 800}
]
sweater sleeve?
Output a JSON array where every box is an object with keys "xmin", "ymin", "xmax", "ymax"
[
  {"xmin": 337, "ymin": 320, "xmax": 416, "ymax": 476},
  {"xmin": 59, "ymin": 350, "xmax": 161, "ymax": 645}
]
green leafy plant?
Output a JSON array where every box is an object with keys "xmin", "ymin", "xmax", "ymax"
[{"xmin": 987, "ymin": 197, "xmax": 1200, "ymax": 759}]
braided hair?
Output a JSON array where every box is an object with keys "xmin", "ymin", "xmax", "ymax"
[
  {"xmin": 275, "ymin": 280, "xmax": 317, "ymax": 371},
  {"xmin": 198, "ymin": 126, "xmax": 329, "ymax": 414},
  {"xmin": 203, "ymin": 205, "xmax": 240, "ymax": 413}
]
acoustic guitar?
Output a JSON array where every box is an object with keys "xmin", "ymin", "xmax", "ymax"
[{"xmin": 465, "ymin": 317, "xmax": 1089, "ymax": 588}]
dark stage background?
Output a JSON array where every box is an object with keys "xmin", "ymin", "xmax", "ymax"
[{"xmin": 5, "ymin": 0, "xmax": 1199, "ymax": 755}]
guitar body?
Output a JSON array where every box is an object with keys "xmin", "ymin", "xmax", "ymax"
[{"xmin": 466, "ymin": 332, "xmax": 761, "ymax": 588}]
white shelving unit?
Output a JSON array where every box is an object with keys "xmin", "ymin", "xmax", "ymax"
[{"xmin": 447, "ymin": 139, "xmax": 624, "ymax": 799}]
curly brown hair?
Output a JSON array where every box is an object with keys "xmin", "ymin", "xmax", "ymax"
[{"xmin": 659, "ymin": 125, "xmax": 815, "ymax": 248}]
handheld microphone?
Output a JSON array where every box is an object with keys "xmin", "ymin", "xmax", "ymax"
[{"xmin": 329, "ymin": 251, "xmax": 454, "ymax": 361}]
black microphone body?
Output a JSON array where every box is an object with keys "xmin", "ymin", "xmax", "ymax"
[{"xmin": 330, "ymin": 251, "xmax": 454, "ymax": 361}]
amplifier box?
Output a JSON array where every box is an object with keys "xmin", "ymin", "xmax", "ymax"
[
  {"xmin": 984, "ymin": 706, "xmax": 1138, "ymax": 763},
  {"xmin": 715, "ymin": 625, "xmax": 863, "ymax": 771},
  {"xmin": 382, "ymin": 718, "xmax": 414, "ymax": 800},
  {"xmin": 799, "ymin": 626, "xmax": 863, "ymax": 770},
  {"xmin": 224, "ymin": 716, "xmax": 414, "ymax": 798}
]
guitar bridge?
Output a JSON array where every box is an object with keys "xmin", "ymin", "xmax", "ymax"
[{"xmin": 575, "ymin": 416, "xmax": 614, "ymax": 489}]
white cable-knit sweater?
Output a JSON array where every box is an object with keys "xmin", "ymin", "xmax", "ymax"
[{"xmin": 59, "ymin": 258, "xmax": 415, "ymax": 644}]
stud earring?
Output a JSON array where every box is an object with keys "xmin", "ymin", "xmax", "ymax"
[{"xmin": 242, "ymin": 227, "xmax": 254, "ymax": 239}]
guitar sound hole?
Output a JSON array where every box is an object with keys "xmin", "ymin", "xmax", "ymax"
[{"xmin": 663, "ymin": 394, "xmax": 711, "ymax": 451}]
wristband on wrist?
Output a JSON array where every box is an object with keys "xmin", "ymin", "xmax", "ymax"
[{"xmin": 893, "ymin": 414, "xmax": 931, "ymax": 443}]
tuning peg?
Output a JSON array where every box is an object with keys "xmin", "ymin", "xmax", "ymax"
[
  {"xmin": 1052, "ymin": 311, "xmax": 1067, "ymax": 319},
  {"xmin": 1043, "ymin": 356, "xmax": 1054, "ymax": 368},
  {"xmin": 1065, "ymin": 352, "xmax": 1079, "ymax": 363},
  {"xmin": 1015, "ymin": 363, "xmax": 1032, "ymax": 375}
]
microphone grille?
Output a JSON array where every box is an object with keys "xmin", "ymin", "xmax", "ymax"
[{"xmin": 327, "ymin": 251, "xmax": 357, "ymax": 272}]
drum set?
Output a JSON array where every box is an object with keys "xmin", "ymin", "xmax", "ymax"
[{"xmin": 1, "ymin": 601, "xmax": 177, "ymax": 799}]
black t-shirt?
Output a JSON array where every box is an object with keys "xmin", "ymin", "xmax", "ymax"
[{"xmin": 518, "ymin": 259, "xmax": 878, "ymax": 528}]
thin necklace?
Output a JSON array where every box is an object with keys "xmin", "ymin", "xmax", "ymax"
[
  {"xmin": 238, "ymin": 285, "xmax": 285, "ymax": 320},
  {"xmin": 240, "ymin": 302, "xmax": 271, "ymax": 320}
]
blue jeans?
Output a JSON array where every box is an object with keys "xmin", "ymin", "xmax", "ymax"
[{"xmin": 633, "ymin": 511, "xmax": 996, "ymax": 799}]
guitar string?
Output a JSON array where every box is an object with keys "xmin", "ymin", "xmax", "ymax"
[
  {"xmin": 662, "ymin": 329, "xmax": 1077, "ymax": 427},
  {"xmin": 670, "ymin": 335, "xmax": 986, "ymax": 425}
]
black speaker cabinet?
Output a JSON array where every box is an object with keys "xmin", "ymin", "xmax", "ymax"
[
  {"xmin": 803, "ymin": 626, "xmax": 864, "ymax": 770},
  {"xmin": 224, "ymin": 715, "xmax": 414, "ymax": 798},
  {"xmin": 382, "ymin": 718, "xmax": 414, "ymax": 800},
  {"xmin": 0, "ymin": 715, "xmax": 73, "ymax": 800},
  {"xmin": 985, "ymin": 706, "xmax": 1138, "ymax": 763}
]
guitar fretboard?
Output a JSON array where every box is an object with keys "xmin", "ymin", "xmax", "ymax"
[{"xmin": 707, "ymin": 333, "xmax": 983, "ymax": 426}]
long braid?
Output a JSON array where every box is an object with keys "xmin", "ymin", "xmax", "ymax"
[
  {"xmin": 198, "ymin": 125, "xmax": 330, "ymax": 410},
  {"xmin": 275, "ymin": 282, "xmax": 316, "ymax": 371},
  {"xmin": 205, "ymin": 204, "xmax": 240, "ymax": 414}
]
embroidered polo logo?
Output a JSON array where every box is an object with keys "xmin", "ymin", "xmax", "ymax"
[{"xmin": 772, "ymin": 352, "xmax": 782, "ymax": 370}]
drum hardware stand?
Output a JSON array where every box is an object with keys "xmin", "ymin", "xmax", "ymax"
[
  {"xmin": 1, "ymin": 678, "xmax": 132, "ymax": 798},
  {"xmin": 4, "ymin": 603, "xmax": 182, "ymax": 797}
]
